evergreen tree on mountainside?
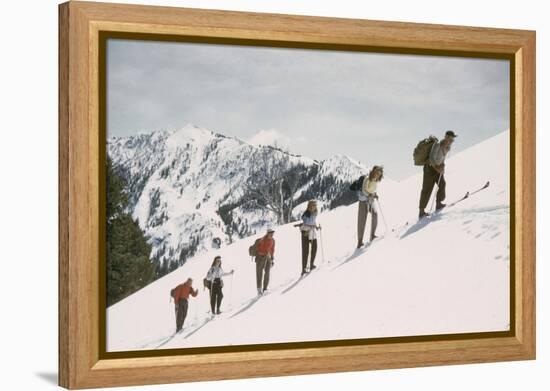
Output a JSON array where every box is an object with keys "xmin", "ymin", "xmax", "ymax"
[{"xmin": 107, "ymin": 157, "xmax": 155, "ymax": 307}]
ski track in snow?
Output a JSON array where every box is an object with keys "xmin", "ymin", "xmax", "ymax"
[{"xmin": 107, "ymin": 130, "xmax": 510, "ymax": 352}]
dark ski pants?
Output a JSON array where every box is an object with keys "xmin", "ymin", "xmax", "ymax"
[
  {"xmin": 301, "ymin": 231, "xmax": 317, "ymax": 272},
  {"xmin": 175, "ymin": 298, "xmax": 189, "ymax": 332},
  {"xmin": 255, "ymin": 255, "xmax": 272, "ymax": 291},
  {"xmin": 357, "ymin": 200, "xmax": 378, "ymax": 243},
  {"xmin": 210, "ymin": 280, "xmax": 223, "ymax": 314},
  {"xmin": 419, "ymin": 164, "xmax": 446, "ymax": 211}
]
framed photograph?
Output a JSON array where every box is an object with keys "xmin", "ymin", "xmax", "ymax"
[{"xmin": 59, "ymin": 1, "xmax": 535, "ymax": 389}]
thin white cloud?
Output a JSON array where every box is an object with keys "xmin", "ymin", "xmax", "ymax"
[{"xmin": 247, "ymin": 129, "xmax": 293, "ymax": 149}]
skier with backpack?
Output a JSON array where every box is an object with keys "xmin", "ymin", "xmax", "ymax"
[
  {"xmin": 204, "ymin": 256, "xmax": 234, "ymax": 315},
  {"xmin": 299, "ymin": 200, "xmax": 321, "ymax": 275},
  {"xmin": 170, "ymin": 278, "xmax": 198, "ymax": 333},
  {"xmin": 351, "ymin": 165, "xmax": 384, "ymax": 248},
  {"xmin": 414, "ymin": 130, "xmax": 457, "ymax": 218},
  {"xmin": 250, "ymin": 228, "xmax": 276, "ymax": 295}
]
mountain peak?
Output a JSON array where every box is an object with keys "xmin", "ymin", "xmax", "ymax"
[
  {"xmin": 166, "ymin": 124, "xmax": 215, "ymax": 149},
  {"xmin": 323, "ymin": 154, "xmax": 363, "ymax": 167},
  {"xmin": 319, "ymin": 154, "xmax": 368, "ymax": 179}
]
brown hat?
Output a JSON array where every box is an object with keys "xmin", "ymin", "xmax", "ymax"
[{"xmin": 445, "ymin": 130, "xmax": 457, "ymax": 138}]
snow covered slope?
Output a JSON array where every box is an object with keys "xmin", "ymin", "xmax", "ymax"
[{"xmin": 107, "ymin": 130, "xmax": 510, "ymax": 352}]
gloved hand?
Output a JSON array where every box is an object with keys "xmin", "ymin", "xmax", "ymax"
[{"xmin": 271, "ymin": 261, "xmax": 275, "ymax": 267}]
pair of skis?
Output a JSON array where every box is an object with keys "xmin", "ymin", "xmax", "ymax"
[
  {"xmin": 391, "ymin": 181, "xmax": 490, "ymax": 235},
  {"xmin": 446, "ymin": 181, "xmax": 490, "ymax": 207}
]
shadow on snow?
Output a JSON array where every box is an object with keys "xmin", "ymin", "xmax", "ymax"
[
  {"xmin": 154, "ymin": 317, "xmax": 212, "ymax": 349},
  {"xmin": 399, "ymin": 214, "xmax": 442, "ymax": 240},
  {"xmin": 229, "ymin": 296, "xmax": 263, "ymax": 319},
  {"xmin": 331, "ymin": 248, "xmax": 369, "ymax": 270},
  {"xmin": 280, "ymin": 271, "xmax": 317, "ymax": 294}
]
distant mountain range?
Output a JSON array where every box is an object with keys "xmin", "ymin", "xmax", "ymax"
[{"xmin": 108, "ymin": 124, "xmax": 371, "ymax": 266}]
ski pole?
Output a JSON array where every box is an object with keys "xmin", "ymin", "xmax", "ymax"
[
  {"xmin": 229, "ymin": 273, "xmax": 234, "ymax": 307},
  {"xmin": 319, "ymin": 227, "xmax": 326, "ymax": 265},
  {"xmin": 208, "ymin": 277, "xmax": 214, "ymax": 315},
  {"xmin": 429, "ymin": 173, "xmax": 443, "ymax": 213},
  {"xmin": 376, "ymin": 199, "xmax": 389, "ymax": 234}
]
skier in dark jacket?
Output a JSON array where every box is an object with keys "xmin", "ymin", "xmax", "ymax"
[
  {"xmin": 356, "ymin": 165, "xmax": 384, "ymax": 248},
  {"xmin": 205, "ymin": 256, "xmax": 234, "ymax": 315},
  {"xmin": 418, "ymin": 130, "xmax": 457, "ymax": 218},
  {"xmin": 300, "ymin": 200, "xmax": 321, "ymax": 275},
  {"xmin": 171, "ymin": 278, "xmax": 198, "ymax": 332}
]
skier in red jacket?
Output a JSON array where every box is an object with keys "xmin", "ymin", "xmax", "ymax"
[
  {"xmin": 171, "ymin": 278, "xmax": 198, "ymax": 332},
  {"xmin": 255, "ymin": 228, "xmax": 275, "ymax": 295}
]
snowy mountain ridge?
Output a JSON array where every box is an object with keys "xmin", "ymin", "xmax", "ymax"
[{"xmin": 108, "ymin": 124, "xmax": 376, "ymax": 267}]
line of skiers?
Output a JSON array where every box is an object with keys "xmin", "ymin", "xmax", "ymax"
[{"xmin": 170, "ymin": 130, "xmax": 457, "ymax": 333}]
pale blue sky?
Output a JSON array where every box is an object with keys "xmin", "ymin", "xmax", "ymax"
[{"xmin": 107, "ymin": 39, "xmax": 509, "ymax": 179}]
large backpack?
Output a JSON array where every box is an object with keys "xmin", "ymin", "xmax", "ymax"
[
  {"xmin": 413, "ymin": 136, "xmax": 438, "ymax": 166},
  {"xmin": 248, "ymin": 238, "xmax": 262, "ymax": 257},
  {"xmin": 349, "ymin": 175, "xmax": 366, "ymax": 191}
]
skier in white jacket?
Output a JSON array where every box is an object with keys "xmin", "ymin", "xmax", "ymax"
[
  {"xmin": 205, "ymin": 256, "xmax": 234, "ymax": 315},
  {"xmin": 300, "ymin": 200, "xmax": 321, "ymax": 275}
]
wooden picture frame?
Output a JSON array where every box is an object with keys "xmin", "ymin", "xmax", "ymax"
[{"xmin": 58, "ymin": 1, "xmax": 536, "ymax": 389}]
